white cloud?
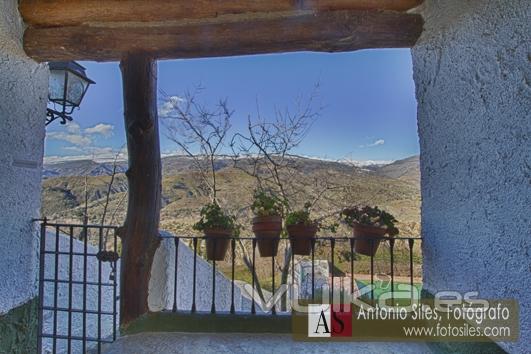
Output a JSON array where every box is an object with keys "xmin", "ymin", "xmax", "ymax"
[
  {"xmin": 46, "ymin": 121, "xmax": 120, "ymax": 164},
  {"xmin": 359, "ymin": 139, "xmax": 385, "ymax": 148},
  {"xmin": 46, "ymin": 122, "xmax": 115, "ymax": 149},
  {"xmin": 159, "ymin": 96, "xmax": 185, "ymax": 117},
  {"xmin": 85, "ymin": 123, "xmax": 114, "ymax": 137},
  {"xmin": 47, "ymin": 131, "xmax": 92, "ymax": 146},
  {"xmin": 65, "ymin": 122, "xmax": 81, "ymax": 134},
  {"xmin": 62, "ymin": 146, "xmax": 83, "ymax": 152}
]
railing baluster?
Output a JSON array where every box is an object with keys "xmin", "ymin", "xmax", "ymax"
[
  {"xmin": 370, "ymin": 239, "xmax": 374, "ymax": 301},
  {"xmin": 350, "ymin": 238, "xmax": 355, "ymax": 297},
  {"xmin": 67, "ymin": 226, "xmax": 74, "ymax": 354},
  {"xmin": 311, "ymin": 238, "xmax": 315, "ymax": 302},
  {"xmin": 113, "ymin": 228, "xmax": 118, "ymax": 341},
  {"xmin": 82, "ymin": 221, "xmax": 88, "ymax": 353},
  {"xmin": 390, "ymin": 238, "xmax": 395, "ymax": 305},
  {"xmin": 37, "ymin": 219, "xmax": 47, "ymax": 354},
  {"xmin": 173, "ymin": 237, "xmax": 179, "ymax": 312},
  {"xmin": 97, "ymin": 227, "xmax": 103, "ymax": 353},
  {"xmin": 271, "ymin": 240, "xmax": 276, "ymax": 315},
  {"xmin": 53, "ymin": 226, "xmax": 60, "ymax": 353},
  {"xmin": 409, "ymin": 239, "xmax": 415, "ymax": 300},
  {"xmin": 230, "ymin": 238, "xmax": 235, "ymax": 314},
  {"xmin": 251, "ymin": 239, "xmax": 256, "ymax": 314},
  {"xmin": 192, "ymin": 238, "xmax": 197, "ymax": 313},
  {"xmin": 330, "ymin": 238, "xmax": 335, "ymax": 309},
  {"xmin": 291, "ymin": 246, "xmax": 294, "ymax": 311},
  {"xmin": 211, "ymin": 238, "xmax": 216, "ymax": 314}
]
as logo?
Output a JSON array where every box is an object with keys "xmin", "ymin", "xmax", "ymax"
[
  {"xmin": 308, "ymin": 304, "xmax": 352, "ymax": 338},
  {"xmin": 308, "ymin": 304, "xmax": 330, "ymax": 337}
]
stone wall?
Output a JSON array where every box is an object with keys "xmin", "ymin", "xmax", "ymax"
[
  {"xmin": 0, "ymin": 0, "xmax": 48, "ymax": 316},
  {"xmin": 412, "ymin": 1, "xmax": 530, "ymax": 352},
  {"xmin": 0, "ymin": 0, "xmax": 48, "ymax": 350}
]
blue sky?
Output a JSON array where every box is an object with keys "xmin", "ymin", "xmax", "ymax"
[{"xmin": 44, "ymin": 49, "xmax": 419, "ymax": 163}]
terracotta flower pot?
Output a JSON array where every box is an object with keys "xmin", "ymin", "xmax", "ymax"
[
  {"xmin": 352, "ymin": 223, "xmax": 387, "ymax": 257},
  {"xmin": 253, "ymin": 215, "xmax": 282, "ymax": 257},
  {"xmin": 287, "ymin": 223, "xmax": 318, "ymax": 256},
  {"xmin": 204, "ymin": 228, "xmax": 231, "ymax": 261}
]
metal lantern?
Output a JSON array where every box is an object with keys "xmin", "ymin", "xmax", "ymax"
[{"xmin": 46, "ymin": 61, "xmax": 95, "ymax": 126}]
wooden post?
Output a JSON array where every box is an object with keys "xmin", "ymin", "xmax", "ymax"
[{"xmin": 119, "ymin": 55, "xmax": 161, "ymax": 325}]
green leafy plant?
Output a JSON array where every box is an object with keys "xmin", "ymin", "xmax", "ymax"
[
  {"xmin": 341, "ymin": 206, "xmax": 399, "ymax": 236},
  {"xmin": 285, "ymin": 202, "xmax": 315, "ymax": 226},
  {"xmin": 285, "ymin": 202, "xmax": 338, "ymax": 233},
  {"xmin": 193, "ymin": 203, "xmax": 240, "ymax": 236},
  {"xmin": 251, "ymin": 190, "xmax": 284, "ymax": 217}
]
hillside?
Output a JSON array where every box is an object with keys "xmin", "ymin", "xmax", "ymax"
[
  {"xmin": 374, "ymin": 155, "xmax": 420, "ymax": 185},
  {"xmin": 43, "ymin": 155, "xmax": 367, "ymax": 178},
  {"xmin": 41, "ymin": 155, "xmax": 421, "ymax": 236},
  {"xmin": 43, "ymin": 159, "xmax": 127, "ymax": 178},
  {"xmin": 41, "ymin": 155, "xmax": 421, "ymax": 278}
]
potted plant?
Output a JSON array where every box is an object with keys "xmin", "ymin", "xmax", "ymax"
[
  {"xmin": 251, "ymin": 190, "xmax": 284, "ymax": 257},
  {"xmin": 341, "ymin": 206, "xmax": 399, "ymax": 257},
  {"xmin": 286, "ymin": 202, "xmax": 318, "ymax": 256},
  {"xmin": 193, "ymin": 203, "xmax": 239, "ymax": 261}
]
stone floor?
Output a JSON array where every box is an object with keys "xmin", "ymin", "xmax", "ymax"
[{"xmin": 101, "ymin": 332, "xmax": 434, "ymax": 353}]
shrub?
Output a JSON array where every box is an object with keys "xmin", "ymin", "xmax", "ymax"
[
  {"xmin": 193, "ymin": 203, "xmax": 240, "ymax": 236},
  {"xmin": 341, "ymin": 205, "xmax": 399, "ymax": 236},
  {"xmin": 251, "ymin": 190, "xmax": 284, "ymax": 217},
  {"xmin": 285, "ymin": 202, "xmax": 314, "ymax": 226}
]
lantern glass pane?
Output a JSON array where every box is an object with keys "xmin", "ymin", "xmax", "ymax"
[
  {"xmin": 66, "ymin": 71, "xmax": 89, "ymax": 106},
  {"xmin": 48, "ymin": 70, "xmax": 66, "ymax": 102}
]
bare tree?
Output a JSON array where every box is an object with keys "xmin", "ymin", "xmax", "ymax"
[
  {"xmin": 160, "ymin": 89, "xmax": 268, "ymax": 302},
  {"xmin": 229, "ymin": 86, "xmax": 337, "ymax": 310},
  {"xmin": 101, "ymin": 147, "xmax": 127, "ymax": 247},
  {"xmin": 161, "ymin": 88, "xmax": 231, "ymax": 202},
  {"xmin": 101, "ymin": 147, "xmax": 126, "ymax": 226},
  {"xmin": 230, "ymin": 89, "xmax": 321, "ymax": 209}
]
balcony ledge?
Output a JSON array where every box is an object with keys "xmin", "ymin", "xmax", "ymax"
[{"xmin": 101, "ymin": 332, "xmax": 433, "ymax": 353}]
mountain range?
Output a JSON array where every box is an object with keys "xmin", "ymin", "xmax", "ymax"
[{"xmin": 41, "ymin": 154, "xmax": 420, "ymax": 235}]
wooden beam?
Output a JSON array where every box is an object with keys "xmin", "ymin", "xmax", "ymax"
[
  {"xmin": 23, "ymin": 9, "xmax": 423, "ymax": 62},
  {"xmin": 119, "ymin": 55, "xmax": 162, "ymax": 325},
  {"xmin": 20, "ymin": 0, "xmax": 423, "ymax": 27}
]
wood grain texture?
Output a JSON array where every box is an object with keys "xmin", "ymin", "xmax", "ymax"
[
  {"xmin": 19, "ymin": 0, "xmax": 423, "ymax": 26},
  {"xmin": 119, "ymin": 55, "xmax": 161, "ymax": 325},
  {"xmin": 23, "ymin": 9, "xmax": 423, "ymax": 62}
]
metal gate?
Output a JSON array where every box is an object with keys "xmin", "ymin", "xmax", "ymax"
[{"xmin": 37, "ymin": 219, "xmax": 120, "ymax": 353}]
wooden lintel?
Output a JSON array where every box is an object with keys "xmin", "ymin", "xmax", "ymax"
[
  {"xmin": 19, "ymin": 0, "xmax": 423, "ymax": 27},
  {"xmin": 23, "ymin": 9, "xmax": 423, "ymax": 62}
]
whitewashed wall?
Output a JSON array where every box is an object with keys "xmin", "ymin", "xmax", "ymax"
[
  {"xmin": 149, "ymin": 233, "xmax": 256, "ymax": 313},
  {"xmin": 412, "ymin": 1, "xmax": 530, "ymax": 352},
  {"xmin": 0, "ymin": 0, "xmax": 48, "ymax": 315}
]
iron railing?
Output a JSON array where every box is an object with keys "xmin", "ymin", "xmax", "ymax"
[
  {"xmin": 36, "ymin": 217, "xmax": 421, "ymax": 351},
  {"xmin": 37, "ymin": 218, "xmax": 120, "ymax": 354},
  {"xmin": 161, "ymin": 234, "xmax": 422, "ymax": 315}
]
